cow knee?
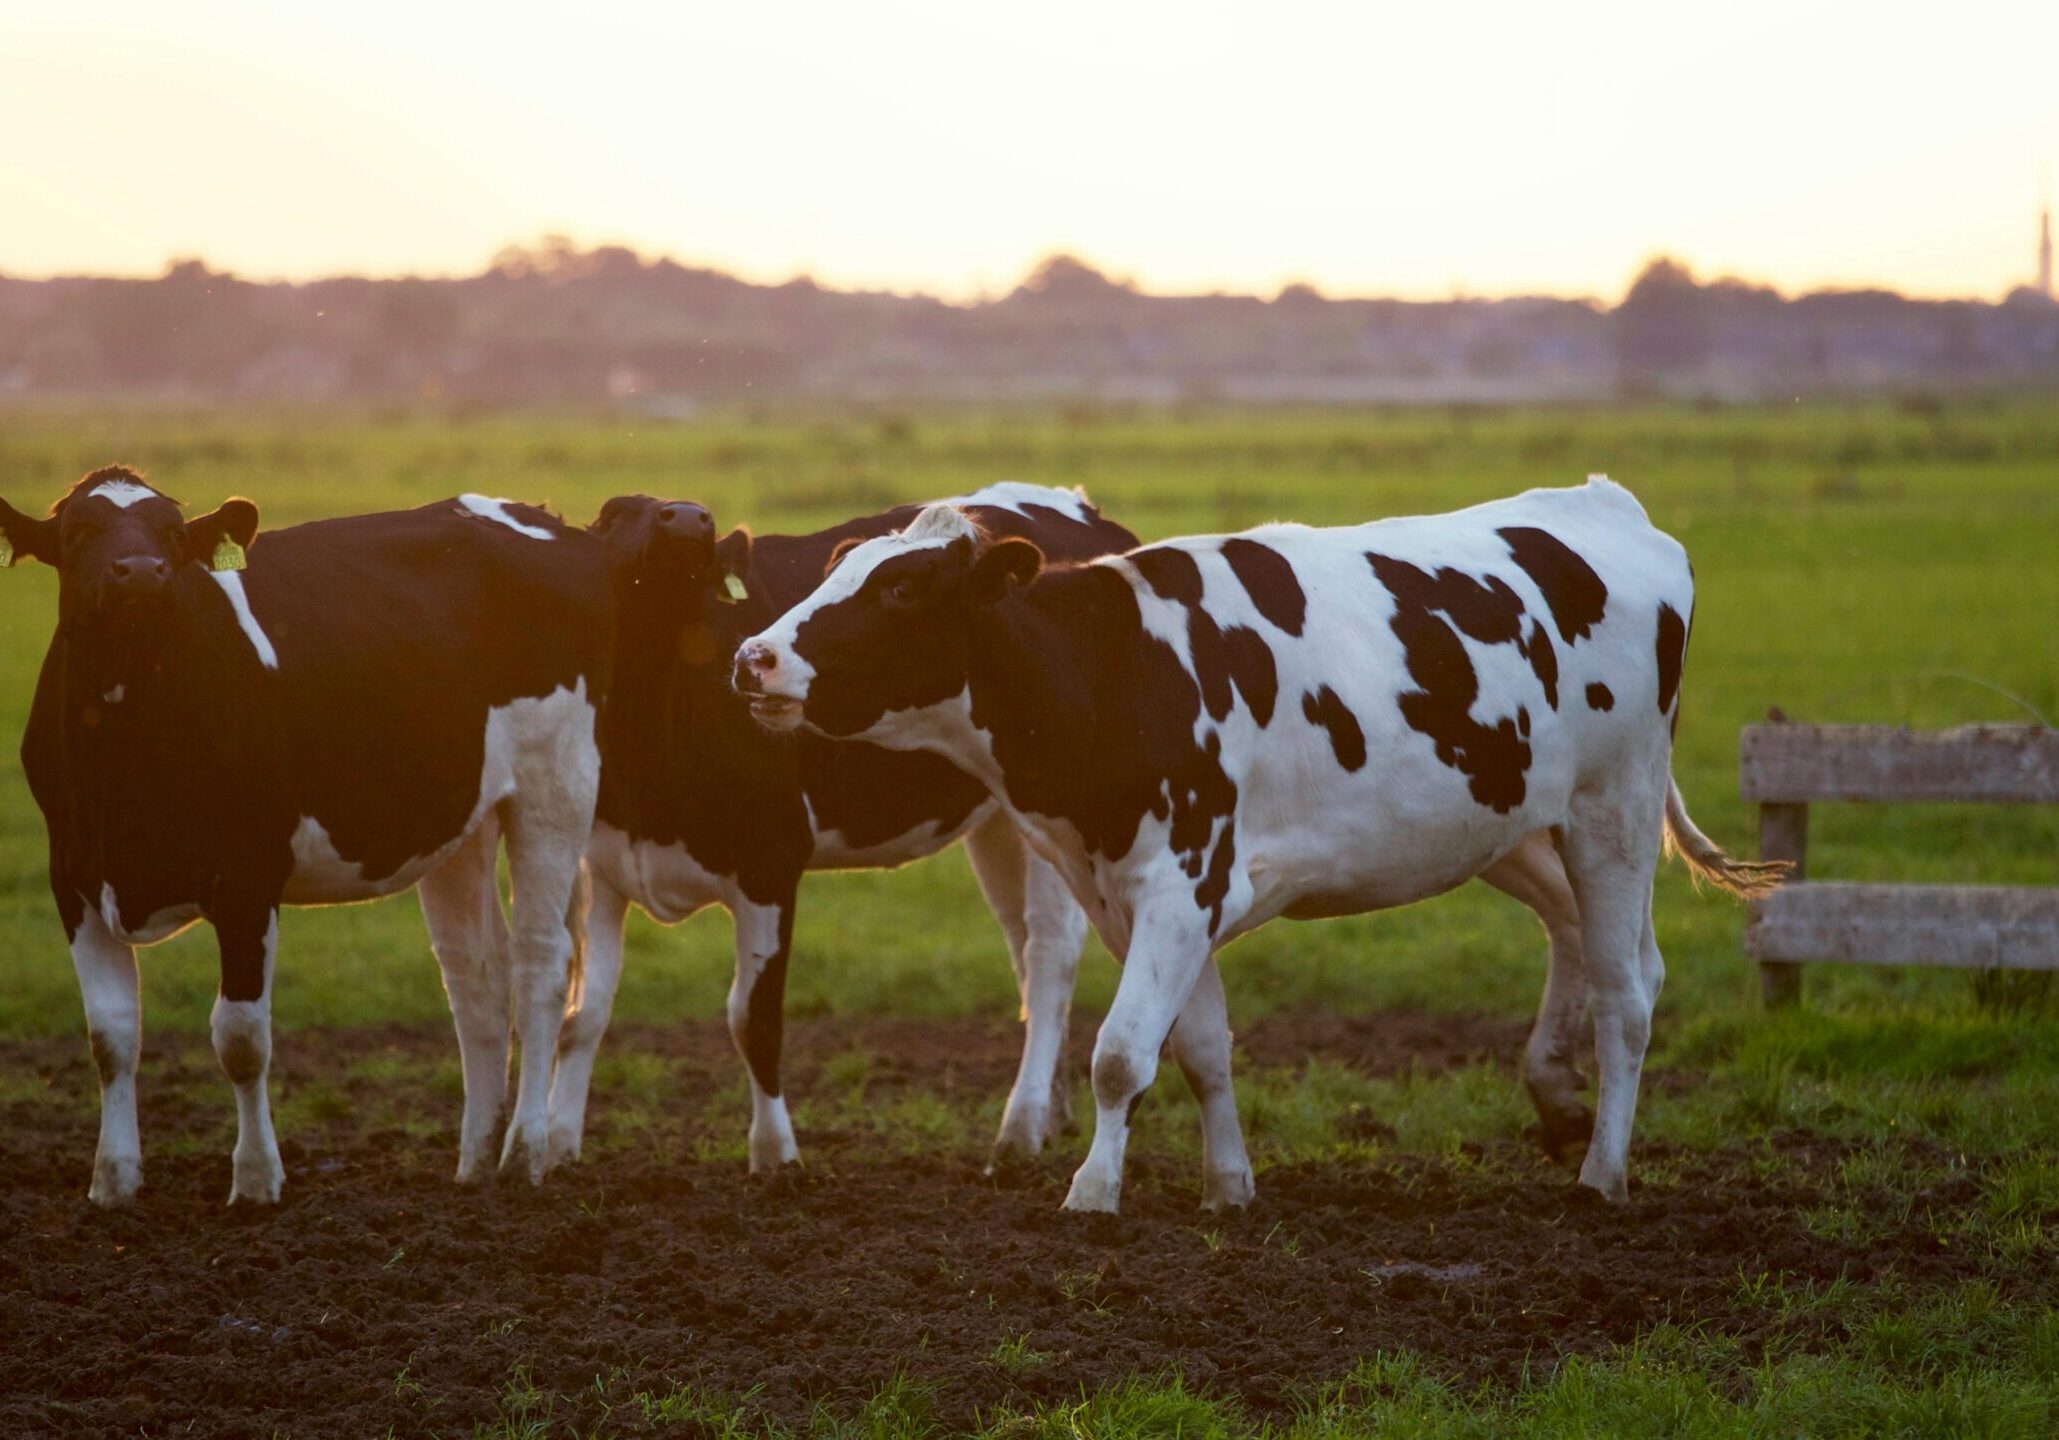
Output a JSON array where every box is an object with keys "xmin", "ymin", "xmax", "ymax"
[
  {"xmin": 88, "ymin": 1027, "xmax": 138, "ymax": 1086},
  {"xmin": 210, "ymin": 1000, "xmax": 269, "ymax": 1087},
  {"xmin": 1092, "ymin": 1043, "xmax": 1146, "ymax": 1114},
  {"xmin": 557, "ymin": 1002, "xmax": 605, "ymax": 1056}
]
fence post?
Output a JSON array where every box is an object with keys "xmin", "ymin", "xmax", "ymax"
[{"xmin": 1756, "ymin": 707, "xmax": 1807, "ymax": 1009}]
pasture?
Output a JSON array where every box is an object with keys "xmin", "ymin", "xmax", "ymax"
[{"xmin": 2, "ymin": 403, "xmax": 2056, "ymax": 1437}]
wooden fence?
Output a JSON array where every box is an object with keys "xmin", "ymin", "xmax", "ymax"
[{"xmin": 1738, "ymin": 716, "xmax": 2059, "ymax": 1007}]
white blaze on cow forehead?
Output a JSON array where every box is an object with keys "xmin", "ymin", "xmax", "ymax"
[
  {"xmin": 817, "ymin": 505, "xmax": 967, "ymax": 596},
  {"xmin": 209, "ymin": 570, "xmax": 280, "ymax": 670},
  {"xmin": 456, "ymin": 494, "xmax": 555, "ymax": 541},
  {"xmin": 88, "ymin": 479, "xmax": 159, "ymax": 509},
  {"xmin": 754, "ymin": 502, "xmax": 974, "ymax": 662},
  {"xmin": 939, "ymin": 481, "xmax": 1093, "ymax": 523}
]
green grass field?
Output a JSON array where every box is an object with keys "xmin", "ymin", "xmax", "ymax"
[{"xmin": 2, "ymin": 402, "xmax": 2056, "ymax": 1436}]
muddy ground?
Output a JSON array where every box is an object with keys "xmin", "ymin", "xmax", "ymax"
[{"xmin": 0, "ymin": 1013, "xmax": 2028, "ymax": 1437}]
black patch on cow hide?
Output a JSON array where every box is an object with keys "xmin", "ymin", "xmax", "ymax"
[
  {"xmin": 1524, "ymin": 619, "xmax": 1559, "ymax": 709},
  {"xmin": 1585, "ymin": 681, "xmax": 1615, "ymax": 712},
  {"xmin": 1655, "ymin": 603, "xmax": 1686, "ymax": 715},
  {"xmin": 1220, "ymin": 538, "xmax": 1307, "ymax": 636},
  {"xmin": 1499, "ymin": 527, "xmax": 1608, "ymax": 643},
  {"xmin": 1132, "ymin": 545, "xmax": 1278, "ymax": 727},
  {"xmin": 1366, "ymin": 552, "xmax": 1532, "ymax": 813},
  {"xmin": 967, "ymin": 564, "xmax": 1241, "ymax": 932},
  {"xmin": 1301, "ymin": 685, "xmax": 1366, "ymax": 771}
]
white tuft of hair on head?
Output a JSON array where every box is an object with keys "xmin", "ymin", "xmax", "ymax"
[{"xmin": 903, "ymin": 504, "xmax": 976, "ymax": 543}]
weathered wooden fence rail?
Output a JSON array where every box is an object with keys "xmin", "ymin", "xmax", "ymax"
[{"xmin": 1738, "ymin": 719, "xmax": 2059, "ymax": 1007}]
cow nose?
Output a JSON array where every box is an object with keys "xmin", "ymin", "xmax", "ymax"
[
  {"xmin": 108, "ymin": 555, "xmax": 169, "ymax": 592},
  {"xmin": 733, "ymin": 641, "xmax": 776, "ymax": 692},
  {"xmin": 656, "ymin": 502, "xmax": 713, "ymax": 541}
]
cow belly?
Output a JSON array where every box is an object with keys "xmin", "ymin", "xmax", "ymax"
[
  {"xmin": 283, "ymin": 814, "xmax": 466, "ymax": 905},
  {"xmin": 98, "ymin": 884, "xmax": 204, "ymax": 946},
  {"xmin": 1235, "ymin": 774, "xmax": 1557, "ymax": 934},
  {"xmin": 282, "ymin": 685, "xmax": 591, "ymax": 906},
  {"xmin": 588, "ymin": 823, "xmax": 728, "ymax": 923},
  {"xmin": 807, "ymin": 797, "xmax": 997, "ymax": 871}
]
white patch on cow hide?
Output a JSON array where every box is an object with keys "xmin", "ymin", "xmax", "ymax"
[
  {"xmin": 810, "ymin": 813, "xmax": 972, "ymax": 871},
  {"xmin": 89, "ymin": 480, "xmax": 157, "ymax": 509},
  {"xmin": 943, "ymin": 481, "xmax": 1093, "ymax": 524},
  {"xmin": 282, "ymin": 679, "xmax": 598, "ymax": 907},
  {"xmin": 457, "ymin": 494, "xmax": 555, "ymax": 541},
  {"xmin": 586, "ymin": 822, "xmax": 729, "ymax": 925},
  {"xmin": 97, "ymin": 883, "xmax": 202, "ymax": 946},
  {"xmin": 208, "ymin": 571, "xmax": 280, "ymax": 670}
]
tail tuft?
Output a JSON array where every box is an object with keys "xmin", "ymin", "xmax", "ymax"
[{"xmin": 1663, "ymin": 778, "xmax": 1791, "ymax": 899}]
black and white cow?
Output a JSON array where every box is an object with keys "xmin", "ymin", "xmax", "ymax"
[
  {"xmin": 545, "ymin": 483, "xmax": 1137, "ymax": 1173},
  {"xmin": 736, "ymin": 477, "xmax": 1785, "ymax": 1211},
  {"xmin": 1, "ymin": 469, "xmax": 608, "ymax": 1204}
]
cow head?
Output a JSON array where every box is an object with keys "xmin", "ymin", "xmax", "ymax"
[
  {"xmin": 733, "ymin": 503, "xmax": 1042, "ymax": 739},
  {"xmin": 589, "ymin": 494, "xmax": 751, "ymax": 614},
  {"xmin": 1, "ymin": 466, "xmax": 259, "ymax": 650}
]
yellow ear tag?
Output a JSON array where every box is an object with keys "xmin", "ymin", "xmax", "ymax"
[
  {"xmin": 210, "ymin": 537, "xmax": 247, "ymax": 573},
  {"xmin": 718, "ymin": 571, "xmax": 748, "ymax": 604}
]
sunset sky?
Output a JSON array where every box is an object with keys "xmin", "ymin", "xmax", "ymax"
[{"xmin": 3, "ymin": 1, "xmax": 2055, "ymax": 302}]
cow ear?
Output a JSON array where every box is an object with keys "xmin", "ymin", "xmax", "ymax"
[
  {"xmin": 967, "ymin": 537, "xmax": 1043, "ymax": 605},
  {"xmin": 714, "ymin": 526, "xmax": 753, "ymax": 601},
  {"xmin": 0, "ymin": 498, "xmax": 59, "ymax": 567},
  {"xmin": 184, "ymin": 498, "xmax": 261, "ymax": 569},
  {"xmin": 824, "ymin": 535, "xmax": 863, "ymax": 577}
]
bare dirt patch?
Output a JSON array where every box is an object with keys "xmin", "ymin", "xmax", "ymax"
[{"xmin": 0, "ymin": 1015, "xmax": 2021, "ymax": 1437}]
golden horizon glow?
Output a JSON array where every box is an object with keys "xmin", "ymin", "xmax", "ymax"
[{"xmin": 2, "ymin": 1, "xmax": 2055, "ymax": 303}]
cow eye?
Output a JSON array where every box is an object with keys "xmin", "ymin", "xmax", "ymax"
[{"xmin": 883, "ymin": 578, "xmax": 917, "ymax": 608}]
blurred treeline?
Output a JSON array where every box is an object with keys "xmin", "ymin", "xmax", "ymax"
[{"xmin": 2, "ymin": 240, "xmax": 2055, "ymax": 408}]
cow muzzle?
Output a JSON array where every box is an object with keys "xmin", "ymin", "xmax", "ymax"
[
  {"xmin": 732, "ymin": 640, "xmax": 805, "ymax": 730},
  {"xmin": 96, "ymin": 554, "xmax": 174, "ymax": 620}
]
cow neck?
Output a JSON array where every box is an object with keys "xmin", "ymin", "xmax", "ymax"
[
  {"xmin": 51, "ymin": 565, "xmax": 274, "ymax": 850},
  {"xmin": 962, "ymin": 563, "xmax": 1118, "ymax": 810},
  {"xmin": 56, "ymin": 565, "xmax": 247, "ymax": 728},
  {"xmin": 600, "ymin": 583, "xmax": 746, "ymax": 800}
]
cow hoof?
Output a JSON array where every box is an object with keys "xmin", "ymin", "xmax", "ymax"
[
  {"xmin": 88, "ymin": 1157, "xmax": 141, "ymax": 1208},
  {"xmin": 1061, "ymin": 1170, "xmax": 1122, "ymax": 1214},
  {"xmin": 543, "ymin": 1123, "xmax": 584, "ymax": 1170},
  {"xmin": 227, "ymin": 1173, "xmax": 283, "ymax": 1206},
  {"xmin": 746, "ymin": 1148, "xmax": 801, "ymax": 1177},
  {"xmin": 990, "ymin": 1110, "xmax": 1053, "ymax": 1165},
  {"xmin": 984, "ymin": 1139, "xmax": 1046, "ymax": 1181},
  {"xmin": 499, "ymin": 1126, "xmax": 549, "ymax": 1186},
  {"xmin": 1200, "ymin": 1167, "xmax": 1256, "ymax": 1212},
  {"xmin": 747, "ymin": 1135, "xmax": 800, "ymax": 1175},
  {"xmin": 1577, "ymin": 1167, "xmax": 1630, "ymax": 1204},
  {"xmin": 1533, "ymin": 1104, "xmax": 1595, "ymax": 1166}
]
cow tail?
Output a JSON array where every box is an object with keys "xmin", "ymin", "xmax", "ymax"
[
  {"xmin": 563, "ymin": 860, "xmax": 592, "ymax": 1017},
  {"xmin": 1662, "ymin": 776, "xmax": 1790, "ymax": 899}
]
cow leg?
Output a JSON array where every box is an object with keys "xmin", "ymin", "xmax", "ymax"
[
  {"xmin": 965, "ymin": 814, "xmax": 1087, "ymax": 1163},
  {"xmin": 1558, "ymin": 786, "xmax": 1666, "ymax": 1203},
  {"xmin": 1064, "ymin": 898, "xmax": 1213, "ymax": 1214},
  {"xmin": 729, "ymin": 894, "xmax": 800, "ymax": 1172},
  {"xmin": 546, "ymin": 868, "xmax": 630, "ymax": 1167},
  {"xmin": 497, "ymin": 783, "xmax": 598, "ymax": 1185},
  {"xmin": 211, "ymin": 907, "xmax": 284, "ymax": 1205},
  {"xmin": 419, "ymin": 820, "xmax": 512, "ymax": 1184},
  {"xmin": 1168, "ymin": 955, "xmax": 1255, "ymax": 1210},
  {"xmin": 70, "ymin": 910, "xmax": 143, "ymax": 1206},
  {"xmin": 1479, "ymin": 831, "xmax": 1594, "ymax": 1163}
]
